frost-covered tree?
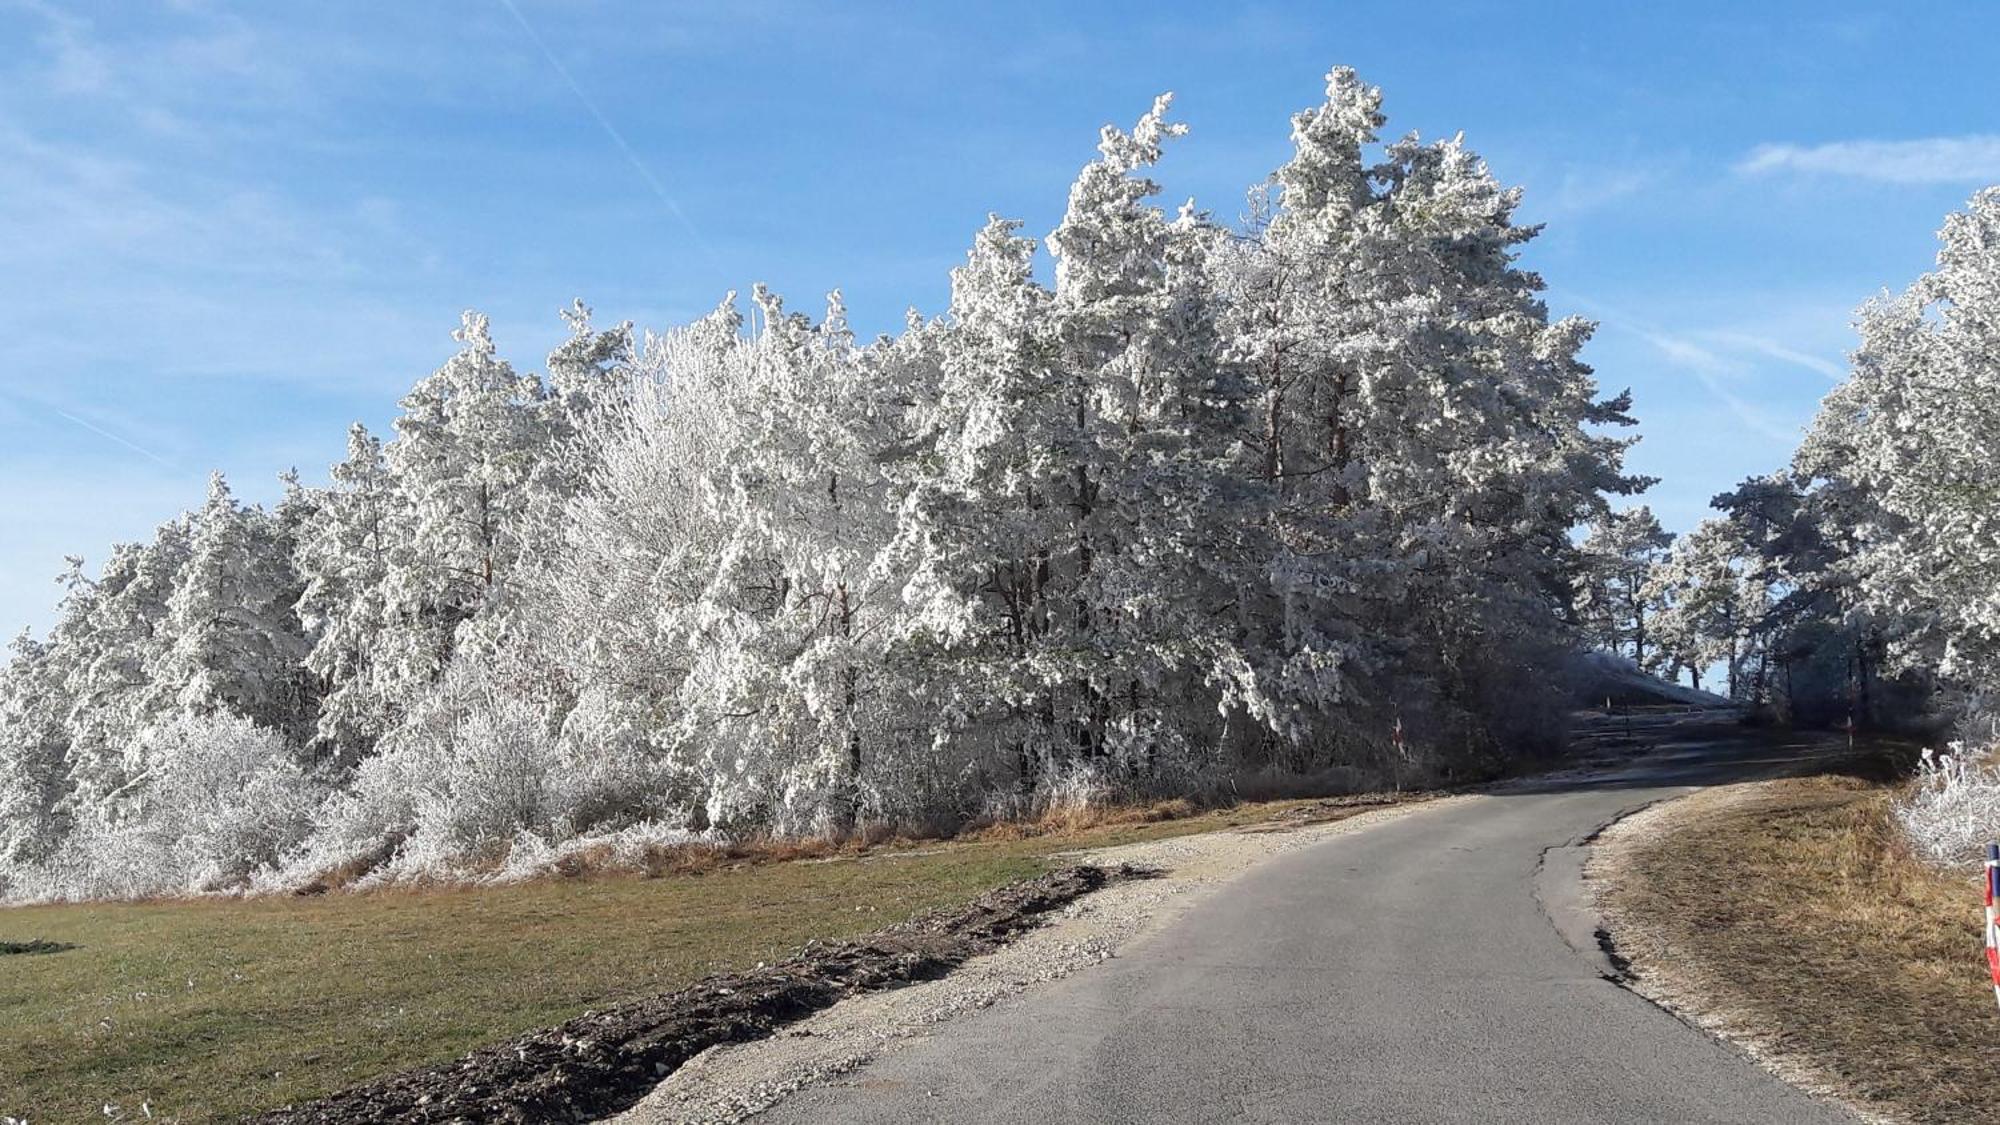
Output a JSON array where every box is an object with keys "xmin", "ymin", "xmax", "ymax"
[
  {"xmin": 1698, "ymin": 473, "xmax": 1899, "ymax": 720},
  {"xmin": 1577, "ymin": 506, "xmax": 1674, "ymax": 665},
  {"xmin": 297, "ymin": 424, "xmax": 404, "ymax": 762},
  {"xmin": 1800, "ymin": 189, "xmax": 2000, "ymax": 693},
  {"xmin": 148, "ymin": 473, "xmax": 311, "ymax": 737},
  {"xmin": 1219, "ymin": 67, "xmax": 1645, "ymax": 765},
  {"xmin": 53, "ymin": 524, "xmax": 190, "ymax": 813},
  {"xmin": 544, "ymin": 299, "xmax": 637, "ymax": 424},
  {"xmin": 887, "ymin": 215, "xmax": 1077, "ymax": 801},
  {"xmin": 1752, "ymin": 190, "xmax": 2000, "ymax": 862},
  {"xmin": 1038, "ymin": 93, "xmax": 1198, "ymax": 771},
  {"xmin": 0, "ymin": 634, "xmax": 71, "ymax": 874},
  {"xmin": 382, "ymin": 311, "xmax": 554, "ymax": 686},
  {"xmin": 1646, "ymin": 518, "xmax": 1761, "ymax": 695},
  {"xmin": 680, "ymin": 286, "xmax": 919, "ymax": 832},
  {"xmin": 1033, "ymin": 91, "xmax": 1278, "ymax": 782}
]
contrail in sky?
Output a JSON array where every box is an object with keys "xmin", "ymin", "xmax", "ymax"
[
  {"xmin": 1563, "ymin": 294, "xmax": 1807, "ymax": 444},
  {"xmin": 51, "ymin": 408, "xmax": 178, "ymax": 469},
  {"xmin": 496, "ymin": 0, "xmax": 721, "ymax": 268}
]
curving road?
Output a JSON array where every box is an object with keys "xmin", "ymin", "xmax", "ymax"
[{"xmin": 759, "ymin": 717, "xmax": 1854, "ymax": 1124}]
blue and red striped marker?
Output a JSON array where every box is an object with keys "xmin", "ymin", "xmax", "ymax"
[{"xmin": 1985, "ymin": 843, "xmax": 1999, "ymax": 1009}]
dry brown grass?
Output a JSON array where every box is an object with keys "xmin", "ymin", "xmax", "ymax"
[
  {"xmin": 962, "ymin": 795, "xmax": 1206, "ymax": 840},
  {"xmin": 1602, "ymin": 773, "xmax": 1997, "ymax": 1123}
]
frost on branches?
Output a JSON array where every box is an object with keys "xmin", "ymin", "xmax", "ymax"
[
  {"xmin": 1618, "ymin": 189, "xmax": 2000, "ymax": 865},
  {"xmin": 1800, "ymin": 189, "xmax": 2000, "ymax": 865},
  {"xmin": 0, "ymin": 68, "xmax": 1648, "ymax": 901}
]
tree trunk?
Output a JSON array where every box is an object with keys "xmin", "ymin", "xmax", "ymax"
[{"xmin": 1631, "ymin": 597, "xmax": 1648, "ymax": 668}]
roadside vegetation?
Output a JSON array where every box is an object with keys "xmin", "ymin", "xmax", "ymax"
[
  {"xmin": 1600, "ymin": 763, "xmax": 1991, "ymax": 1124},
  {"xmin": 0, "ymin": 792, "xmax": 1407, "ymax": 1123}
]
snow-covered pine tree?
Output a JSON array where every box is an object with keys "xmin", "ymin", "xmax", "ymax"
[
  {"xmin": 1041, "ymin": 92, "xmax": 1197, "ymax": 779},
  {"xmin": 148, "ymin": 473, "xmax": 311, "ymax": 737},
  {"xmin": 1646, "ymin": 518, "xmax": 1759, "ymax": 695},
  {"xmin": 1366, "ymin": 119, "xmax": 1645, "ymax": 756},
  {"xmin": 1220, "ymin": 67, "xmax": 1645, "ymax": 770},
  {"xmin": 297, "ymin": 424, "xmax": 405, "ymax": 763},
  {"xmin": 0, "ymin": 633, "xmax": 72, "ymax": 874},
  {"xmin": 1577, "ymin": 506, "xmax": 1674, "ymax": 665},
  {"xmin": 1211, "ymin": 67, "xmax": 1393, "ymax": 765},
  {"xmin": 1801, "ymin": 189, "xmax": 2000, "ymax": 693},
  {"xmin": 54, "ymin": 523, "xmax": 191, "ymax": 815},
  {"xmin": 885, "ymin": 214, "xmax": 1078, "ymax": 807},
  {"xmin": 380, "ymin": 311, "xmax": 554, "ymax": 707},
  {"xmin": 544, "ymin": 299, "xmax": 637, "ymax": 420}
]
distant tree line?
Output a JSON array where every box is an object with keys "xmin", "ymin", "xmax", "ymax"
[{"xmin": 1577, "ymin": 190, "xmax": 2000, "ymax": 738}]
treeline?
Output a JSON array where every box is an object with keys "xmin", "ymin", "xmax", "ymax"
[
  {"xmin": 0, "ymin": 70, "xmax": 1648, "ymax": 900},
  {"xmin": 1578, "ymin": 191, "xmax": 1997, "ymax": 756}
]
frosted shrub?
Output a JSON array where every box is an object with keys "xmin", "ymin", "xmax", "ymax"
[
  {"xmin": 21, "ymin": 712, "xmax": 317, "ymax": 900},
  {"xmin": 287, "ymin": 660, "xmax": 560, "ymax": 881},
  {"xmin": 551, "ymin": 687, "xmax": 690, "ymax": 830},
  {"xmin": 978, "ymin": 760, "xmax": 1118, "ymax": 825},
  {"xmin": 147, "ymin": 713, "xmax": 321, "ymax": 891},
  {"xmin": 488, "ymin": 820, "xmax": 706, "ymax": 884},
  {"xmin": 851, "ymin": 732, "xmax": 990, "ymax": 837},
  {"xmin": 1040, "ymin": 762, "xmax": 1117, "ymax": 815},
  {"xmin": 283, "ymin": 656, "xmax": 694, "ymax": 885},
  {"xmin": 416, "ymin": 691, "xmax": 565, "ymax": 857},
  {"xmin": 1896, "ymin": 744, "xmax": 2000, "ymax": 867}
]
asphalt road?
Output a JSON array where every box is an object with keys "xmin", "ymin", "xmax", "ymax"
[{"xmin": 761, "ymin": 717, "xmax": 1855, "ymax": 1124}]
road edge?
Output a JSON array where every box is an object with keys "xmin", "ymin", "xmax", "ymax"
[{"xmin": 1586, "ymin": 784, "xmax": 1888, "ymax": 1124}]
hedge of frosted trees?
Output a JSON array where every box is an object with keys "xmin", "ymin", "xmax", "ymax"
[{"xmin": 0, "ymin": 70, "xmax": 1650, "ymax": 899}]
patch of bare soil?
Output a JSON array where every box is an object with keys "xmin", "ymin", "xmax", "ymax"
[
  {"xmin": 256, "ymin": 865, "xmax": 1128, "ymax": 1125},
  {"xmin": 1594, "ymin": 774, "xmax": 1994, "ymax": 1124}
]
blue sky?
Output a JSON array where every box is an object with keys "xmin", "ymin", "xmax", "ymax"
[{"xmin": 3, "ymin": 1, "xmax": 1997, "ymax": 636}]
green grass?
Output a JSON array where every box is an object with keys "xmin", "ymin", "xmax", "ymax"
[{"xmin": 0, "ymin": 799, "xmax": 1334, "ymax": 1123}]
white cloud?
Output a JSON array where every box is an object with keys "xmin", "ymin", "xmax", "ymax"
[
  {"xmin": 1739, "ymin": 136, "xmax": 2000, "ymax": 184},
  {"xmin": 1565, "ymin": 295, "xmax": 1836, "ymax": 446}
]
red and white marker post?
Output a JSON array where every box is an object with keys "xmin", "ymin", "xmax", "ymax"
[{"xmin": 1985, "ymin": 843, "xmax": 2000, "ymax": 1009}]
